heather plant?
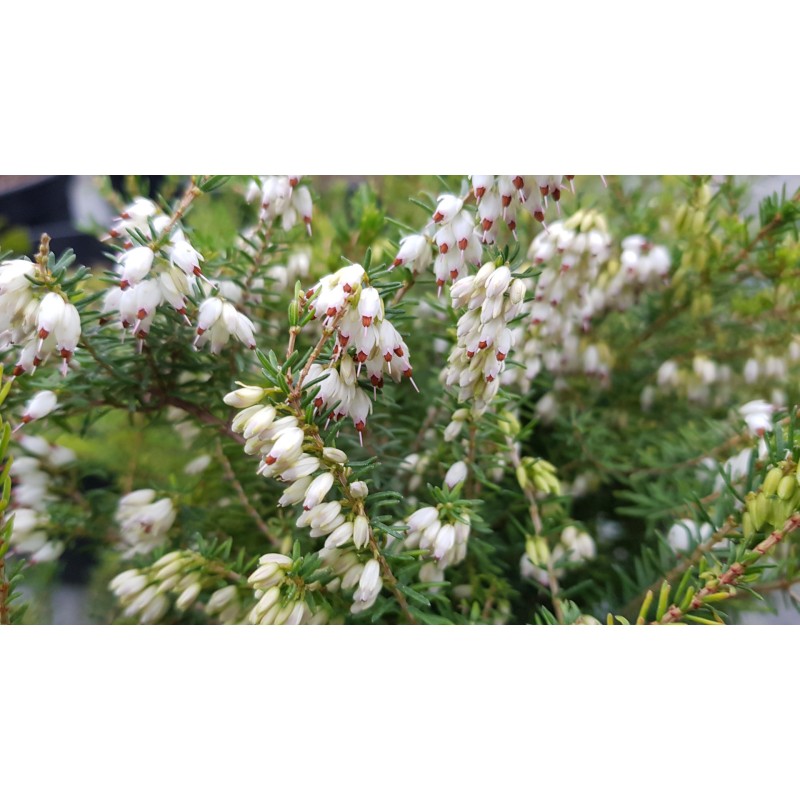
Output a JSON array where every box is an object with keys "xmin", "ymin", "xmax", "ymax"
[{"xmin": 3, "ymin": 174, "xmax": 800, "ymax": 625}]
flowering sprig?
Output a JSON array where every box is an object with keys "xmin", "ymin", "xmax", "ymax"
[
  {"xmin": 1, "ymin": 235, "xmax": 86, "ymax": 379},
  {"xmin": 110, "ymin": 547, "xmax": 251, "ymax": 624}
]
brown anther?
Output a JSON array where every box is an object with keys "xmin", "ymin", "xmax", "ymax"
[
  {"xmin": 512, "ymin": 176, "xmax": 524, "ymax": 190},
  {"xmin": 501, "ymin": 195, "xmax": 512, "ymax": 207},
  {"xmin": 433, "ymin": 212, "xmax": 444, "ymax": 223}
]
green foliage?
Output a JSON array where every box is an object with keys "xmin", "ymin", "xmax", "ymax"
[{"xmin": 4, "ymin": 176, "xmax": 800, "ymax": 625}]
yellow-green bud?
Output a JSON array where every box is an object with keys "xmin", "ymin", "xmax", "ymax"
[
  {"xmin": 763, "ymin": 466, "xmax": 784, "ymax": 497},
  {"xmin": 753, "ymin": 493, "xmax": 769, "ymax": 531},
  {"xmin": 777, "ymin": 474, "xmax": 796, "ymax": 500}
]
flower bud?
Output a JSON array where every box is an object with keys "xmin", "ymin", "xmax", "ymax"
[
  {"xmin": 303, "ymin": 472, "xmax": 335, "ymax": 510},
  {"xmin": 444, "ymin": 461, "xmax": 468, "ymax": 489},
  {"xmin": 224, "ymin": 385, "xmax": 267, "ymax": 408},
  {"xmin": 762, "ymin": 466, "xmax": 784, "ymax": 497},
  {"xmin": 353, "ymin": 514, "xmax": 370, "ymax": 548},
  {"xmin": 175, "ymin": 582, "xmax": 202, "ymax": 612}
]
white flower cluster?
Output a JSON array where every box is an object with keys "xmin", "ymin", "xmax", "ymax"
[
  {"xmin": 104, "ymin": 196, "xmax": 257, "ymax": 356},
  {"xmin": 246, "ymin": 176, "xmax": 313, "ymax": 234},
  {"xmin": 306, "ymin": 263, "xmax": 416, "ymax": 438},
  {"xmin": 647, "ymin": 341, "xmax": 799, "ymax": 411},
  {"xmin": 193, "ymin": 295, "xmax": 256, "ymax": 354},
  {"xmin": 650, "ymin": 356, "xmax": 736, "ymax": 409},
  {"xmin": 104, "ymin": 198, "xmax": 204, "ymax": 340},
  {"xmin": 513, "ymin": 213, "xmax": 671, "ymax": 394},
  {"xmin": 520, "ymin": 525, "xmax": 596, "ymax": 586},
  {"xmin": 115, "ymin": 489, "xmax": 177, "ymax": 559},
  {"xmin": 318, "ymin": 550, "xmax": 383, "ymax": 614},
  {"xmin": 247, "ymin": 553, "xmax": 328, "ymax": 624},
  {"xmin": 404, "ymin": 505, "xmax": 471, "ymax": 575},
  {"xmin": 472, "ymin": 175, "xmax": 573, "ymax": 239},
  {"xmin": 8, "ymin": 434, "xmax": 76, "ymax": 563},
  {"xmin": 226, "ymin": 390, "xmax": 374, "ymax": 548},
  {"xmin": 444, "ymin": 262, "xmax": 525, "ymax": 414},
  {"xmin": 226, "ymin": 385, "xmax": 388, "ymax": 617},
  {"xmin": 389, "ymin": 177, "xmax": 581, "ymax": 293},
  {"xmin": 429, "ymin": 194, "xmax": 483, "ymax": 290},
  {"xmin": 0, "ymin": 257, "xmax": 82, "ymax": 378},
  {"xmin": 110, "ymin": 550, "xmax": 247, "ymax": 625},
  {"xmin": 399, "ymin": 461, "xmax": 471, "ymax": 578}
]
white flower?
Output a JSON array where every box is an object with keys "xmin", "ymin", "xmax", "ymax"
[
  {"xmin": 407, "ymin": 506, "xmax": 439, "ymax": 533},
  {"xmin": 120, "ymin": 247, "xmax": 155, "ymax": 288},
  {"xmin": 433, "ymin": 195, "xmax": 463, "ymax": 224},
  {"xmin": 20, "ymin": 390, "xmax": 58, "ymax": 424},
  {"xmin": 184, "ymin": 455, "xmax": 212, "ymax": 475},
  {"xmin": 35, "ymin": 293, "xmax": 66, "ymax": 339},
  {"xmin": 169, "ymin": 240, "xmax": 204, "ymax": 277},
  {"xmin": 738, "ymin": 399, "xmax": 774, "ymax": 436},
  {"xmin": 667, "ymin": 519, "xmax": 714, "ymax": 552},
  {"xmin": 392, "ymin": 234, "xmax": 433, "ymax": 273},
  {"xmin": 351, "ymin": 558, "xmax": 383, "ymax": 613},
  {"xmin": 353, "ymin": 514, "xmax": 370, "ymax": 548}
]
